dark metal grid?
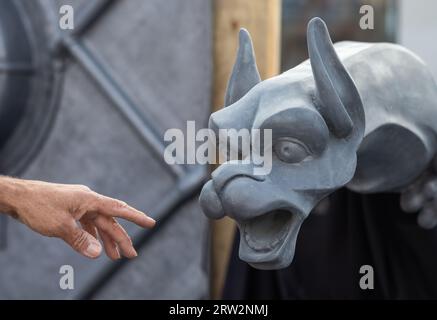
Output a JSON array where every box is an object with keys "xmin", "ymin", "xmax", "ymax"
[{"xmin": 50, "ymin": 0, "xmax": 208, "ymax": 298}]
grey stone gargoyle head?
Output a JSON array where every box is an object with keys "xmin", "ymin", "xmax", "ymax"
[{"xmin": 199, "ymin": 18, "xmax": 365, "ymax": 270}]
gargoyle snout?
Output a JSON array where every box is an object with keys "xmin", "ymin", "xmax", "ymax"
[
  {"xmin": 199, "ymin": 163, "xmax": 265, "ymax": 220},
  {"xmin": 199, "ymin": 180, "xmax": 225, "ymax": 219}
]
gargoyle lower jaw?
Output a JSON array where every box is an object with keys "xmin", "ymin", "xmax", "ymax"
[{"xmin": 238, "ymin": 208, "xmax": 304, "ymax": 270}]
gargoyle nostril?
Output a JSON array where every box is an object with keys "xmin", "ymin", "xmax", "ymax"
[
  {"xmin": 199, "ymin": 180, "xmax": 225, "ymax": 219},
  {"xmin": 212, "ymin": 168, "xmax": 265, "ymax": 196}
]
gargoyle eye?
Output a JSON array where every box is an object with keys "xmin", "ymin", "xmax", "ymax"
[{"xmin": 274, "ymin": 138, "xmax": 311, "ymax": 163}]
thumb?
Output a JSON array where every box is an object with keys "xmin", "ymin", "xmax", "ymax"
[{"xmin": 63, "ymin": 225, "xmax": 102, "ymax": 259}]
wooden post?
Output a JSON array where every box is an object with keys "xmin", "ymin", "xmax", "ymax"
[{"xmin": 211, "ymin": 0, "xmax": 281, "ymax": 299}]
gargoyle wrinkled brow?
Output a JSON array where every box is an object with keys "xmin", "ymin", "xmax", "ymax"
[{"xmin": 258, "ymin": 107, "xmax": 329, "ymax": 155}]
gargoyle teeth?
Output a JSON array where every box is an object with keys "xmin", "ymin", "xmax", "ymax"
[{"xmin": 242, "ymin": 210, "xmax": 293, "ymax": 251}]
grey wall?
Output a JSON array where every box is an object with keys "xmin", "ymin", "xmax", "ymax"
[
  {"xmin": 0, "ymin": 0, "xmax": 212, "ymax": 299},
  {"xmin": 399, "ymin": 0, "xmax": 437, "ymax": 80}
]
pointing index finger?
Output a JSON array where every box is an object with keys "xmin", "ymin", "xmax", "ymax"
[{"xmin": 92, "ymin": 195, "xmax": 156, "ymax": 228}]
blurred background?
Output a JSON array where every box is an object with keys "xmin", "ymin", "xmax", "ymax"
[{"xmin": 0, "ymin": 0, "xmax": 436, "ymax": 299}]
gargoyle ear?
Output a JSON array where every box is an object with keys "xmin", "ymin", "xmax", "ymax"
[
  {"xmin": 307, "ymin": 17, "xmax": 365, "ymax": 140},
  {"xmin": 224, "ymin": 28, "xmax": 261, "ymax": 107}
]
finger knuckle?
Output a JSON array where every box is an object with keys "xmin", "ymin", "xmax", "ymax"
[
  {"xmin": 111, "ymin": 219, "xmax": 120, "ymax": 229},
  {"xmin": 85, "ymin": 192, "xmax": 103, "ymax": 209},
  {"xmin": 113, "ymin": 199, "xmax": 128, "ymax": 209},
  {"xmin": 78, "ymin": 184, "xmax": 92, "ymax": 191},
  {"xmin": 120, "ymin": 240, "xmax": 132, "ymax": 249},
  {"xmin": 72, "ymin": 231, "xmax": 89, "ymax": 251},
  {"xmin": 71, "ymin": 184, "xmax": 91, "ymax": 193}
]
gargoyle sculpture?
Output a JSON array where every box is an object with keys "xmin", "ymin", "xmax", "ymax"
[{"xmin": 199, "ymin": 17, "xmax": 437, "ymax": 270}]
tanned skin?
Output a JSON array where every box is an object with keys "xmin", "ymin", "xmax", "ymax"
[{"xmin": 0, "ymin": 176, "xmax": 155, "ymax": 260}]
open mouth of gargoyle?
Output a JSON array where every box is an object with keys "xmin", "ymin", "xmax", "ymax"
[{"xmin": 238, "ymin": 209, "xmax": 303, "ymax": 270}]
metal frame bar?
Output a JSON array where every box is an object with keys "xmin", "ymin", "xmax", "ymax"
[
  {"xmin": 54, "ymin": 0, "xmax": 187, "ymax": 178},
  {"xmin": 62, "ymin": 37, "xmax": 186, "ymax": 178},
  {"xmin": 0, "ymin": 62, "xmax": 34, "ymax": 74},
  {"xmin": 70, "ymin": 0, "xmax": 116, "ymax": 37},
  {"xmin": 78, "ymin": 166, "xmax": 207, "ymax": 299}
]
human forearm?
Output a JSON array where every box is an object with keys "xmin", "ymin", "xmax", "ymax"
[
  {"xmin": 0, "ymin": 176, "xmax": 155, "ymax": 258},
  {"xmin": 0, "ymin": 176, "xmax": 25, "ymax": 217}
]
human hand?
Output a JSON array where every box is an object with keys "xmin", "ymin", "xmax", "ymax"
[{"xmin": 0, "ymin": 178, "xmax": 155, "ymax": 259}]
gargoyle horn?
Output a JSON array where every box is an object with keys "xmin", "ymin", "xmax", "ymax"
[
  {"xmin": 307, "ymin": 17, "xmax": 365, "ymax": 139},
  {"xmin": 224, "ymin": 28, "xmax": 261, "ymax": 107}
]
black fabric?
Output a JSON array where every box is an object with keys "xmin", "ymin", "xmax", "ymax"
[{"xmin": 223, "ymin": 188, "xmax": 437, "ymax": 299}]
